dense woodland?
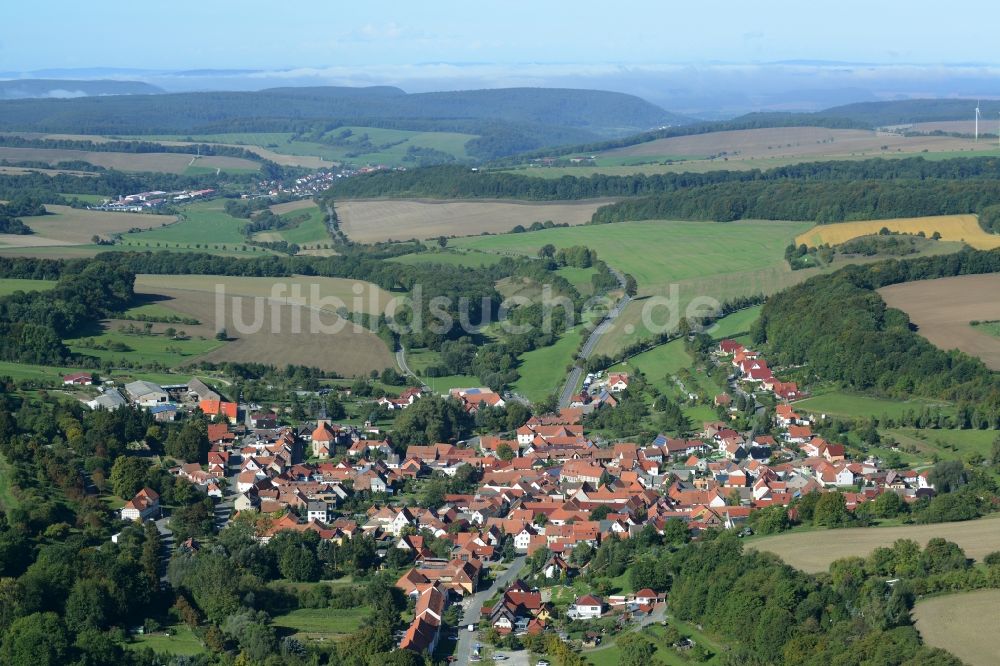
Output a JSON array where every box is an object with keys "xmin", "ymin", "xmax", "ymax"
[{"xmin": 755, "ymin": 249, "xmax": 1000, "ymax": 424}]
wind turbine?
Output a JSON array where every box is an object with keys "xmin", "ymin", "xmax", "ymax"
[{"xmin": 975, "ymin": 101, "xmax": 981, "ymax": 142}]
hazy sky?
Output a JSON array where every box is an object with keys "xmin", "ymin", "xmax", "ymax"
[{"xmin": 3, "ymin": 0, "xmax": 998, "ymax": 71}]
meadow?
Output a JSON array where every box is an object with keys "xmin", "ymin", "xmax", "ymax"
[
  {"xmin": 972, "ymin": 320, "xmax": 1000, "ymax": 338},
  {"xmin": 882, "ymin": 427, "xmax": 999, "ymax": 463},
  {"xmin": 0, "ymin": 277, "xmax": 56, "ymax": 296},
  {"xmin": 272, "ymin": 607, "xmax": 370, "ymax": 642},
  {"xmin": 512, "ymin": 325, "xmax": 586, "ymax": 402},
  {"xmin": 879, "ymin": 274, "xmax": 1000, "ymax": 370},
  {"xmin": 796, "ymin": 214, "xmax": 1000, "ymax": 250},
  {"xmin": 128, "ymin": 625, "xmax": 205, "ymax": 656},
  {"xmin": 749, "ymin": 514, "xmax": 1000, "ymax": 573},
  {"xmin": 586, "ymin": 621, "xmax": 724, "ymax": 666},
  {"xmin": 335, "ymin": 198, "xmax": 607, "ymax": 243},
  {"xmin": 454, "ymin": 219, "xmax": 812, "ymax": 355},
  {"xmin": 0, "ymin": 145, "xmax": 259, "ymax": 174},
  {"xmin": 913, "ymin": 589, "xmax": 1000, "ymax": 666},
  {"xmin": 792, "ymin": 390, "xmax": 952, "ymax": 420},
  {"xmin": 12, "ymin": 204, "xmax": 175, "ymax": 245},
  {"xmin": 66, "ymin": 322, "xmax": 225, "ymax": 369},
  {"xmin": 122, "ymin": 199, "xmax": 252, "ymax": 250}
]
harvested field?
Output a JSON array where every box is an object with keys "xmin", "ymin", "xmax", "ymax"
[
  {"xmin": 133, "ymin": 284, "xmax": 394, "ymax": 377},
  {"xmin": 598, "ymin": 126, "xmax": 981, "ymax": 161},
  {"xmin": 749, "ymin": 514, "xmax": 1000, "ymax": 573},
  {"xmin": 270, "ymin": 200, "xmax": 318, "ymax": 215},
  {"xmin": 908, "ymin": 120, "xmax": 999, "ymax": 135},
  {"xmin": 878, "ymin": 273, "xmax": 1000, "ymax": 370},
  {"xmin": 796, "ymin": 214, "xmax": 1000, "ymax": 250},
  {"xmin": 914, "ymin": 590, "xmax": 1000, "ymax": 666},
  {"xmin": 19, "ymin": 205, "xmax": 174, "ymax": 244},
  {"xmin": 0, "ymin": 146, "xmax": 260, "ymax": 174},
  {"xmin": 335, "ymin": 198, "xmax": 608, "ymax": 243}
]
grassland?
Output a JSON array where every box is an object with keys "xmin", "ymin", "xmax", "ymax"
[
  {"xmin": 792, "ymin": 391, "xmax": 952, "ymax": 420},
  {"xmin": 882, "ymin": 427, "xmax": 999, "ymax": 462},
  {"xmin": 454, "ymin": 219, "xmax": 813, "ymax": 355},
  {"xmin": 67, "ymin": 322, "xmax": 225, "ymax": 369},
  {"xmin": 879, "ymin": 274, "xmax": 1000, "ymax": 370},
  {"xmin": 797, "ymin": 214, "xmax": 1000, "ymax": 250},
  {"xmin": 129, "ymin": 625, "xmax": 205, "ymax": 656},
  {"xmin": 123, "ymin": 199, "xmax": 250, "ymax": 249},
  {"xmin": 272, "ymin": 607, "xmax": 369, "ymax": 641},
  {"xmin": 10, "ymin": 205, "xmax": 175, "ymax": 246},
  {"xmin": 0, "ymin": 277, "xmax": 56, "ymax": 295},
  {"xmin": 614, "ymin": 338, "xmax": 693, "ymax": 381},
  {"xmin": 913, "ymin": 589, "xmax": 1000, "ymax": 666},
  {"xmin": 972, "ymin": 321, "xmax": 1000, "ymax": 338},
  {"xmin": 586, "ymin": 622, "xmax": 723, "ymax": 666},
  {"xmin": 0, "ymin": 145, "xmax": 259, "ymax": 174},
  {"xmin": 512, "ymin": 325, "xmax": 586, "ymax": 401},
  {"xmin": 254, "ymin": 204, "xmax": 331, "ymax": 246},
  {"xmin": 335, "ymin": 198, "xmax": 607, "ymax": 243},
  {"xmin": 749, "ymin": 514, "xmax": 1000, "ymax": 573},
  {"xmin": 126, "ymin": 127, "xmax": 477, "ymax": 167}
]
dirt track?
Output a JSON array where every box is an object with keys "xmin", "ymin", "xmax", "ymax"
[{"xmin": 878, "ymin": 273, "xmax": 1000, "ymax": 370}]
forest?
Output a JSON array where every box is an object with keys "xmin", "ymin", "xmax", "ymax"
[{"xmin": 754, "ymin": 248, "xmax": 1000, "ymax": 424}]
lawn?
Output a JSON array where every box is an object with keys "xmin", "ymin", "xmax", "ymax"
[
  {"xmin": 452, "ymin": 219, "xmax": 813, "ymax": 355},
  {"xmin": 254, "ymin": 205, "xmax": 332, "ymax": 247},
  {"xmin": 586, "ymin": 621, "xmax": 723, "ymax": 666},
  {"xmin": 613, "ymin": 339, "xmax": 692, "ymax": 381},
  {"xmin": 749, "ymin": 513, "xmax": 1000, "ymax": 573},
  {"xmin": 403, "ymin": 348, "xmax": 482, "ymax": 394},
  {"xmin": 129, "ymin": 625, "xmax": 206, "ymax": 656},
  {"xmin": 555, "ymin": 265, "xmax": 599, "ymax": 296},
  {"xmin": 792, "ymin": 391, "xmax": 952, "ymax": 420},
  {"xmin": 513, "ymin": 325, "xmax": 587, "ymax": 402},
  {"xmin": 913, "ymin": 589, "xmax": 1000, "ymax": 666},
  {"xmin": 0, "ymin": 277, "xmax": 56, "ymax": 296},
  {"xmin": 706, "ymin": 305, "xmax": 762, "ymax": 339},
  {"xmin": 882, "ymin": 427, "xmax": 999, "ymax": 462},
  {"xmin": 272, "ymin": 607, "xmax": 370, "ymax": 641}
]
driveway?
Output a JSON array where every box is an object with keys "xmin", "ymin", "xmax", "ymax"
[{"xmin": 454, "ymin": 556, "xmax": 526, "ymax": 665}]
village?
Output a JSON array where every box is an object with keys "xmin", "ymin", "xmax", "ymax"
[{"xmin": 72, "ymin": 332, "xmax": 945, "ymax": 662}]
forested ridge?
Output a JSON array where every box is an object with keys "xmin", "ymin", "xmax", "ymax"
[{"xmin": 754, "ymin": 249, "xmax": 1000, "ymax": 424}]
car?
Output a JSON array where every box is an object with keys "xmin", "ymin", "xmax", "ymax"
[
  {"xmin": 468, "ymin": 624, "xmax": 476, "ymax": 632},
  {"xmin": 537, "ymin": 661, "xmax": 550, "ymax": 666}
]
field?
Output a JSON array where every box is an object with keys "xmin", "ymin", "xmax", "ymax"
[
  {"xmin": 878, "ymin": 274, "xmax": 1000, "ymax": 370},
  {"xmin": 882, "ymin": 428, "xmax": 999, "ymax": 463},
  {"xmin": 454, "ymin": 219, "xmax": 813, "ymax": 355},
  {"xmin": 272, "ymin": 607, "xmax": 369, "ymax": 641},
  {"xmin": 124, "ymin": 127, "xmax": 477, "ymax": 168},
  {"xmin": 122, "ymin": 199, "xmax": 252, "ymax": 250},
  {"xmin": 796, "ymin": 214, "xmax": 1000, "ymax": 251},
  {"xmin": 129, "ymin": 625, "xmax": 205, "ymax": 656},
  {"xmin": 913, "ymin": 589, "xmax": 1000, "ymax": 666},
  {"xmin": 335, "ymin": 198, "xmax": 607, "ymax": 243},
  {"xmin": 792, "ymin": 391, "xmax": 951, "ymax": 420},
  {"xmin": 614, "ymin": 338, "xmax": 693, "ymax": 381},
  {"xmin": 2, "ymin": 205, "xmax": 175, "ymax": 248},
  {"xmin": 749, "ymin": 514, "xmax": 1000, "ymax": 573},
  {"xmin": 132, "ymin": 274, "xmax": 396, "ymax": 376},
  {"xmin": 67, "ymin": 321, "xmax": 225, "ymax": 368},
  {"xmin": 972, "ymin": 321, "xmax": 1000, "ymax": 338},
  {"xmin": 597, "ymin": 126, "xmax": 986, "ymax": 162},
  {"xmin": 254, "ymin": 204, "xmax": 331, "ymax": 246},
  {"xmin": 587, "ymin": 622, "xmax": 724, "ymax": 666},
  {"xmin": 512, "ymin": 325, "xmax": 586, "ymax": 402},
  {"xmin": 0, "ymin": 145, "xmax": 259, "ymax": 174},
  {"xmin": 0, "ymin": 277, "xmax": 56, "ymax": 295}
]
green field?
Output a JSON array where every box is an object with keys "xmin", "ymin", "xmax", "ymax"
[
  {"xmin": 971, "ymin": 321, "xmax": 1000, "ymax": 338},
  {"xmin": 586, "ymin": 622, "xmax": 723, "ymax": 666},
  {"xmin": 453, "ymin": 219, "xmax": 813, "ymax": 355},
  {"xmin": 555, "ymin": 265, "xmax": 599, "ymax": 296},
  {"xmin": 134, "ymin": 127, "xmax": 477, "ymax": 167},
  {"xmin": 793, "ymin": 391, "xmax": 952, "ymax": 420},
  {"xmin": 66, "ymin": 324, "xmax": 225, "ymax": 369},
  {"xmin": 254, "ymin": 205, "xmax": 332, "ymax": 246},
  {"xmin": 513, "ymin": 325, "xmax": 586, "ymax": 402},
  {"xmin": 122, "ymin": 199, "xmax": 256, "ymax": 251},
  {"xmin": 129, "ymin": 625, "xmax": 206, "ymax": 656},
  {"xmin": 0, "ymin": 278, "xmax": 57, "ymax": 296},
  {"xmin": 883, "ymin": 427, "xmax": 999, "ymax": 462},
  {"xmin": 614, "ymin": 338, "xmax": 692, "ymax": 381},
  {"xmin": 914, "ymin": 589, "xmax": 1000, "ymax": 666},
  {"xmin": 403, "ymin": 349, "xmax": 481, "ymax": 394},
  {"xmin": 272, "ymin": 607, "xmax": 369, "ymax": 641},
  {"xmin": 706, "ymin": 305, "xmax": 762, "ymax": 339}
]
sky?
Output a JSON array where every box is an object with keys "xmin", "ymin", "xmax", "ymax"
[{"xmin": 3, "ymin": 0, "xmax": 999, "ymax": 72}]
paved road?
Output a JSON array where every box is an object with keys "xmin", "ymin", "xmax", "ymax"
[
  {"xmin": 558, "ymin": 268, "xmax": 631, "ymax": 408},
  {"xmin": 454, "ymin": 556, "xmax": 526, "ymax": 665}
]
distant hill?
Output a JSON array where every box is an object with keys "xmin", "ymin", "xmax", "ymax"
[
  {"xmin": 0, "ymin": 78, "xmax": 163, "ymax": 100},
  {"xmin": 0, "ymin": 86, "xmax": 687, "ymax": 160},
  {"xmin": 818, "ymin": 99, "xmax": 1000, "ymax": 126}
]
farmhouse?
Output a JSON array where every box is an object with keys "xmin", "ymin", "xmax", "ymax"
[
  {"xmin": 125, "ymin": 380, "xmax": 169, "ymax": 407},
  {"xmin": 63, "ymin": 372, "xmax": 93, "ymax": 386},
  {"xmin": 568, "ymin": 594, "xmax": 605, "ymax": 620}
]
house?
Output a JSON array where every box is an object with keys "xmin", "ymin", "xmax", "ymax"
[
  {"xmin": 87, "ymin": 389, "xmax": 127, "ymax": 411},
  {"xmin": 125, "ymin": 380, "xmax": 169, "ymax": 407},
  {"xmin": 306, "ymin": 501, "xmax": 329, "ymax": 523},
  {"xmin": 634, "ymin": 588, "xmax": 660, "ymax": 605},
  {"xmin": 149, "ymin": 403, "xmax": 178, "ymax": 422},
  {"xmin": 187, "ymin": 377, "xmax": 221, "ymax": 403},
  {"xmin": 311, "ymin": 423, "xmax": 336, "ymax": 458},
  {"xmin": 568, "ymin": 595, "xmax": 605, "ymax": 620},
  {"xmin": 606, "ymin": 373, "xmax": 630, "ymax": 392},
  {"xmin": 63, "ymin": 372, "xmax": 93, "ymax": 386},
  {"xmin": 199, "ymin": 399, "xmax": 238, "ymax": 424},
  {"xmin": 120, "ymin": 487, "xmax": 160, "ymax": 521}
]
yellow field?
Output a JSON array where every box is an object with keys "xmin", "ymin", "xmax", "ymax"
[
  {"xmin": 4, "ymin": 205, "xmax": 176, "ymax": 246},
  {"xmin": 796, "ymin": 214, "xmax": 1000, "ymax": 250},
  {"xmin": 914, "ymin": 590, "xmax": 1000, "ymax": 666}
]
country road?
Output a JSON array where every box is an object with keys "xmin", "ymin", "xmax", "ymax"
[{"xmin": 559, "ymin": 268, "xmax": 631, "ymax": 408}]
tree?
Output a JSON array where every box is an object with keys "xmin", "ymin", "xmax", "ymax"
[
  {"xmin": 497, "ymin": 442, "xmax": 515, "ymax": 461},
  {"xmin": 109, "ymin": 455, "xmax": 150, "ymax": 499},
  {"xmin": 215, "ymin": 327, "xmax": 228, "ymax": 341},
  {"xmin": 64, "ymin": 579, "xmax": 114, "ymax": 633},
  {"xmin": 538, "ymin": 243, "xmax": 556, "ymax": 258},
  {"xmin": 928, "ymin": 460, "xmax": 968, "ymax": 493},
  {"xmin": 618, "ymin": 633, "xmax": 655, "ymax": 666},
  {"xmin": 437, "ymin": 236, "xmax": 448, "ymax": 248},
  {"xmin": 165, "ymin": 419, "xmax": 210, "ymax": 463},
  {"xmin": 813, "ymin": 491, "xmax": 852, "ymax": 527},
  {"xmin": 390, "ymin": 395, "xmax": 473, "ymax": 446},
  {"xmin": 1, "ymin": 612, "xmax": 71, "ymax": 666}
]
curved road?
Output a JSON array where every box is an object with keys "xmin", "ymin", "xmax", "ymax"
[
  {"xmin": 454, "ymin": 556, "xmax": 526, "ymax": 665},
  {"xmin": 558, "ymin": 268, "xmax": 631, "ymax": 408}
]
